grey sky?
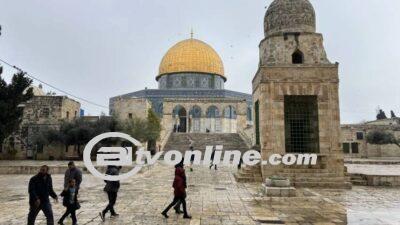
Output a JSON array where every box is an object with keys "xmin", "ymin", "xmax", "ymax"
[{"xmin": 0, "ymin": 0, "xmax": 399, "ymax": 123}]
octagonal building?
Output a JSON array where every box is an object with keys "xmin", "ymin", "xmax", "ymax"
[
  {"xmin": 252, "ymin": 0, "xmax": 350, "ymax": 188},
  {"xmin": 110, "ymin": 37, "xmax": 253, "ymax": 145}
]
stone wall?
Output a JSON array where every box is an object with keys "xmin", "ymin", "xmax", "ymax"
[
  {"xmin": 259, "ymin": 33, "xmax": 330, "ymax": 66},
  {"xmin": 21, "ymin": 96, "xmax": 80, "ymax": 124},
  {"xmin": 341, "ymin": 123, "xmax": 400, "ymax": 158},
  {"xmin": 62, "ymin": 97, "xmax": 81, "ymax": 120},
  {"xmin": 0, "ymin": 96, "xmax": 80, "ymax": 160},
  {"xmin": 111, "ymin": 98, "xmax": 151, "ymax": 121},
  {"xmin": 253, "ymin": 64, "xmax": 345, "ymax": 175},
  {"xmin": 366, "ymin": 175, "xmax": 400, "ymax": 187}
]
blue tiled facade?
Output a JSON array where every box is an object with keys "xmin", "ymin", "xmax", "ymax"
[
  {"xmin": 158, "ymin": 73, "xmax": 225, "ymax": 90},
  {"xmin": 110, "ymin": 73, "xmax": 253, "ymax": 120}
]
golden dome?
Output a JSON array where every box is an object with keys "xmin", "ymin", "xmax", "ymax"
[{"xmin": 157, "ymin": 38, "xmax": 225, "ymax": 80}]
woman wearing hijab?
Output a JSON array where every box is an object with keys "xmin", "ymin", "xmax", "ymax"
[{"xmin": 161, "ymin": 161, "xmax": 191, "ymax": 219}]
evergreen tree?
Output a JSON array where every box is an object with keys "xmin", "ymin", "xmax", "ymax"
[
  {"xmin": 367, "ymin": 130, "xmax": 400, "ymax": 148},
  {"xmin": 146, "ymin": 109, "xmax": 161, "ymax": 143},
  {"xmin": 0, "ymin": 70, "xmax": 33, "ymax": 151}
]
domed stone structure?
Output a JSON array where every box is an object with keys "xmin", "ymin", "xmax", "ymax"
[
  {"xmin": 157, "ymin": 39, "xmax": 225, "ymax": 80},
  {"xmin": 259, "ymin": 0, "xmax": 329, "ymax": 66},
  {"xmin": 253, "ymin": 0, "xmax": 350, "ymax": 188},
  {"xmin": 110, "ymin": 37, "xmax": 253, "ymax": 137},
  {"xmin": 156, "ymin": 38, "xmax": 226, "ymax": 90},
  {"xmin": 264, "ymin": 0, "xmax": 316, "ymax": 37}
]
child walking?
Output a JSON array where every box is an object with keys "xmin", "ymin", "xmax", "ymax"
[{"xmin": 58, "ymin": 179, "xmax": 79, "ymax": 225}]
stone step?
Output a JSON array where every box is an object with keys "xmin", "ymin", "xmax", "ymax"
[
  {"xmin": 351, "ymin": 180, "xmax": 368, "ymax": 186},
  {"xmin": 239, "ymin": 170, "xmax": 261, "ymax": 176},
  {"xmin": 164, "ymin": 133, "xmax": 251, "ymax": 153},
  {"xmin": 234, "ymin": 173, "xmax": 263, "ymax": 183},
  {"xmin": 291, "ymin": 177, "xmax": 349, "ymax": 182},
  {"xmin": 271, "ymin": 172, "xmax": 339, "ymax": 177},
  {"xmin": 294, "ymin": 181, "xmax": 352, "ymax": 189},
  {"xmin": 349, "ymin": 174, "xmax": 368, "ymax": 186},
  {"xmin": 241, "ymin": 166, "xmax": 262, "ymax": 172},
  {"xmin": 235, "ymin": 163, "xmax": 263, "ymax": 183},
  {"xmin": 237, "ymin": 171, "xmax": 262, "ymax": 177},
  {"xmin": 277, "ymin": 169, "xmax": 331, "ymax": 173}
]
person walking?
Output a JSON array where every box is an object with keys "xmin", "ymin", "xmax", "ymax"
[
  {"xmin": 188, "ymin": 137, "xmax": 195, "ymax": 172},
  {"xmin": 99, "ymin": 166, "xmax": 121, "ymax": 222},
  {"xmin": 161, "ymin": 164, "xmax": 191, "ymax": 219},
  {"xmin": 209, "ymin": 147, "xmax": 217, "ymax": 170},
  {"xmin": 28, "ymin": 165, "xmax": 58, "ymax": 225},
  {"xmin": 63, "ymin": 161, "xmax": 82, "ymax": 194},
  {"xmin": 58, "ymin": 179, "xmax": 80, "ymax": 225},
  {"xmin": 172, "ymin": 160, "xmax": 186, "ymax": 214}
]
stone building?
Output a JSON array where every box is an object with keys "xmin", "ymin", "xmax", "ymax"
[
  {"xmin": 252, "ymin": 0, "xmax": 349, "ymax": 188},
  {"xmin": 110, "ymin": 38, "xmax": 253, "ymax": 147},
  {"xmin": 0, "ymin": 86, "xmax": 81, "ymax": 160},
  {"xmin": 341, "ymin": 118, "xmax": 400, "ymax": 158}
]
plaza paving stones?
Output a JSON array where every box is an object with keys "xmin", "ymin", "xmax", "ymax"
[{"xmin": 0, "ymin": 162, "xmax": 399, "ymax": 224}]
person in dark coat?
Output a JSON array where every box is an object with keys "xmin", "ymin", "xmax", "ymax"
[
  {"xmin": 99, "ymin": 166, "xmax": 121, "ymax": 222},
  {"xmin": 188, "ymin": 137, "xmax": 195, "ymax": 171},
  {"xmin": 173, "ymin": 160, "xmax": 186, "ymax": 214},
  {"xmin": 28, "ymin": 165, "xmax": 58, "ymax": 225},
  {"xmin": 58, "ymin": 179, "xmax": 79, "ymax": 225},
  {"xmin": 209, "ymin": 147, "xmax": 217, "ymax": 170},
  {"xmin": 63, "ymin": 161, "xmax": 82, "ymax": 194},
  {"xmin": 161, "ymin": 165, "xmax": 191, "ymax": 219}
]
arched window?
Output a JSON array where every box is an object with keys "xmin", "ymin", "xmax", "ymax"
[
  {"xmin": 190, "ymin": 106, "xmax": 202, "ymax": 118},
  {"xmin": 172, "ymin": 105, "xmax": 186, "ymax": 118},
  {"xmin": 292, "ymin": 49, "xmax": 304, "ymax": 64},
  {"xmin": 224, "ymin": 106, "xmax": 237, "ymax": 119},
  {"xmin": 172, "ymin": 105, "xmax": 187, "ymax": 133},
  {"xmin": 206, "ymin": 106, "xmax": 219, "ymax": 118},
  {"xmin": 152, "ymin": 101, "xmax": 163, "ymax": 117}
]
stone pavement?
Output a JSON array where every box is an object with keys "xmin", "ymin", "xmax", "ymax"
[
  {"xmin": 0, "ymin": 162, "xmax": 398, "ymax": 225},
  {"xmin": 346, "ymin": 164, "xmax": 400, "ymax": 176},
  {"xmin": 318, "ymin": 187, "xmax": 400, "ymax": 225}
]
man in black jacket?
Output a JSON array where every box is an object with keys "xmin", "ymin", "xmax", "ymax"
[
  {"xmin": 28, "ymin": 165, "xmax": 58, "ymax": 225},
  {"xmin": 99, "ymin": 166, "xmax": 121, "ymax": 222},
  {"xmin": 63, "ymin": 161, "xmax": 82, "ymax": 194}
]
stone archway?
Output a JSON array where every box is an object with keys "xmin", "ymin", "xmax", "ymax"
[
  {"xmin": 206, "ymin": 106, "xmax": 221, "ymax": 133},
  {"xmin": 190, "ymin": 105, "xmax": 202, "ymax": 133},
  {"xmin": 173, "ymin": 105, "xmax": 187, "ymax": 133},
  {"xmin": 224, "ymin": 105, "xmax": 237, "ymax": 133}
]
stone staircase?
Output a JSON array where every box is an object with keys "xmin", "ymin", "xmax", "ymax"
[
  {"xmin": 236, "ymin": 165, "xmax": 352, "ymax": 188},
  {"xmin": 163, "ymin": 133, "xmax": 264, "ymax": 182},
  {"xmin": 349, "ymin": 173, "xmax": 368, "ymax": 186},
  {"xmin": 234, "ymin": 163, "xmax": 263, "ymax": 183},
  {"xmin": 164, "ymin": 133, "xmax": 351, "ymax": 188},
  {"xmin": 163, "ymin": 133, "xmax": 250, "ymax": 153},
  {"xmin": 269, "ymin": 168, "xmax": 352, "ymax": 189}
]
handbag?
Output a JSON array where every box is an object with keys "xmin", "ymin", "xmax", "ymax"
[{"xmin": 75, "ymin": 201, "xmax": 81, "ymax": 210}]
